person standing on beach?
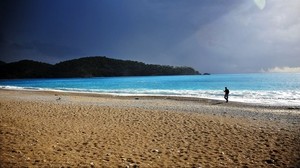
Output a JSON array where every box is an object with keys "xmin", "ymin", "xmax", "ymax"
[{"xmin": 224, "ymin": 87, "xmax": 229, "ymax": 102}]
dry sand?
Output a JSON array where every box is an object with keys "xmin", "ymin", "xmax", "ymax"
[{"xmin": 0, "ymin": 89, "xmax": 299, "ymax": 167}]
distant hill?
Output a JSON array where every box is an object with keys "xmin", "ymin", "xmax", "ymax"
[
  {"xmin": 0, "ymin": 60, "xmax": 52, "ymax": 79},
  {"xmin": 0, "ymin": 56, "xmax": 200, "ymax": 79}
]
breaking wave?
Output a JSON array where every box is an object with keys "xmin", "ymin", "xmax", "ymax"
[{"xmin": 1, "ymin": 85, "xmax": 299, "ymax": 106}]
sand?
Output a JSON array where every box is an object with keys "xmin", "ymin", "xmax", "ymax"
[{"xmin": 0, "ymin": 89, "xmax": 299, "ymax": 167}]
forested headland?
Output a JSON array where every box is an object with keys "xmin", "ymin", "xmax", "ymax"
[{"xmin": 0, "ymin": 56, "xmax": 201, "ymax": 79}]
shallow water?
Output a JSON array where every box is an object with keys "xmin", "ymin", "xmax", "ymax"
[{"xmin": 1, "ymin": 73, "xmax": 300, "ymax": 106}]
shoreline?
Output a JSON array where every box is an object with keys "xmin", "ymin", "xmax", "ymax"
[
  {"xmin": 1, "ymin": 88, "xmax": 300, "ymax": 124},
  {"xmin": 1, "ymin": 86, "xmax": 300, "ymax": 107},
  {"xmin": 1, "ymin": 88, "xmax": 300, "ymax": 108},
  {"xmin": 1, "ymin": 89, "xmax": 299, "ymax": 167}
]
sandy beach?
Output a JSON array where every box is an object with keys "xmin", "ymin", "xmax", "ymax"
[{"xmin": 0, "ymin": 89, "xmax": 299, "ymax": 167}]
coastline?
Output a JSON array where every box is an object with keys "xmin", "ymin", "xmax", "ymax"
[
  {"xmin": 0, "ymin": 89, "xmax": 299, "ymax": 167},
  {"xmin": 1, "ymin": 82, "xmax": 300, "ymax": 107}
]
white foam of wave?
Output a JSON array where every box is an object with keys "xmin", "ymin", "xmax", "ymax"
[
  {"xmin": 0, "ymin": 85, "xmax": 76, "ymax": 93},
  {"xmin": 1, "ymin": 85, "xmax": 299, "ymax": 106}
]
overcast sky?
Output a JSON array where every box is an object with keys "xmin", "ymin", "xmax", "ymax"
[{"xmin": 1, "ymin": 0, "xmax": 299, "ymax": 73}]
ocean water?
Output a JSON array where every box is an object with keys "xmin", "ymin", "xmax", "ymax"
[{"xmin": 1, "ymin": 73, "xmax": 300, "ymax": 106}]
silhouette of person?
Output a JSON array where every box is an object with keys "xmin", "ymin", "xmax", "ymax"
[{"xmin": 224, "ymin": 87, "xmax": 229, "ymax": 102}]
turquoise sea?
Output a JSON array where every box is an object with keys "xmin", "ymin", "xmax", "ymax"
[{"xmin": 1, "ymin": 73, "xmax": 300, "ymax": 106}]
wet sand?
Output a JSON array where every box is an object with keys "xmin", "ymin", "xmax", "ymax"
[{"xmin": 0, "ymin": 89, "xmax": 299, "ymax": 167}]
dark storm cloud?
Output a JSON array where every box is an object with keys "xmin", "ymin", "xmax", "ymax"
[
  {"xmin": 0, "ymin": 0, "xmax": 299, "ymax": 73},
  {"xmin": 0, "ymin": 39, "xmax": 83, "ymax": 63}
]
